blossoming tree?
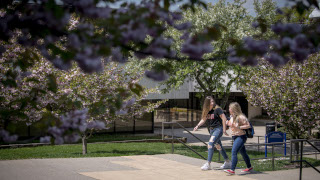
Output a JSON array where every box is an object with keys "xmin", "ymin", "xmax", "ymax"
[
  {"xmin": 51, "ymin": 61, "xmax": 164, "ymax": 154},
  {"xmin": 157, "ymin": 0, "xmax": 255, "ymax": 108},
  {"xmin": 0, "ymin": 45, "xmax": 163, "ymax": 154},
  {"xmin": 229, "ymin": 0, "xmax": 320, "ymax": 66},
  {"xmin": 239, "ymin": 53, "xmax": 320, "ymax": 156}
]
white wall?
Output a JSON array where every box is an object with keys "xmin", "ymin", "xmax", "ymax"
[
  {"xmin": 248, "ymin": 103, "xmax": 262, "ymax": 120},
  {"xmin": 139, "ymin": 76, "xmax": 190, "ymax": 99},
  {"xmin": 141, "ymin": 69, "xmax": 242, "ymax": 100}
]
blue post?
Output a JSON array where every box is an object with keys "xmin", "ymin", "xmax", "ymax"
[
  {"xmin": 265, "ymin": 134, "xmax": 267, "ymax": 157},
  {"xmin": 284, "ymin": 133, "xmax": 287, "ymax": 156}
]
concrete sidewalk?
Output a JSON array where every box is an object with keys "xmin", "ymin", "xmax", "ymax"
[{"xmin": 0, "ymin": 154, "xmax": 319, "ymax": 180}]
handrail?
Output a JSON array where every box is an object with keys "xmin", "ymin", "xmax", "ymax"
[
  {"xmin": 306, "ymin": 140, "xmax": 320, "ymax": 153},
  {"xmin": 289, "ymin": 139, "xmax": 320, "ymax": 180},
  {"xmin": 175, "ymin": 138, "xmax": 206, "ymax": 160},
  {"xmin": 162, "ymin": 122, "xmax": 207, "ymax": 146},
  {"xmin": 291, "ymin": 139, "xmax": 320, "ymax": 153},
  {"xmin": 161, "ymin": 121, "xmax": 208, "ymax": 160},
  {"xmin": 291, "ymin": 138, "xmax": 320, "ymax": 143},
  {"xmin": 291, "ymin": 160, "xmax": 320, "ymax": 174},
  {"xmin": 161, "ymin": 122, "xmax": 320, "ymax": 175}
]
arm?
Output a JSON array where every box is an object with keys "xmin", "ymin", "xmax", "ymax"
[
  {"xmin": 220, "ymin": 113, "xmax": 229, "ymax": 136},
  {"xmin": 225, "ymin": 118, "xmax": 230, "ymax": 130},
  {"xmin": 193, "ymin": 118, "xmax": 207, "ymax": 131},
  {"xmin": 239, "ymin": 116, "xmax": 251, "ymax": 129}
]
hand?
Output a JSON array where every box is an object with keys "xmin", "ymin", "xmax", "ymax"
[
  {"xmin": 193, "ymin": 125, "xmax": 199, "ymax": 131},
  {"xmin": 224, "ymin": 131, "xmax": 229, "ymax": 136}
]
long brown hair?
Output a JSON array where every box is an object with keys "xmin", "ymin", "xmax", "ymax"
[
  {"xmin": 201, "ymin": 96, "xmax": 214, "ymax": 120},
  {"xmin": 229, "ymin": 102, "xmax": 246, "ymax": 124}
]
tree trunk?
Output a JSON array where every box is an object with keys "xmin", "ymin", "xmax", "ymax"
[
  {"xmin": 293, "ymin": 134, "xmax": 300, "ymax": 167},
  {"xmin": 294, "ymin": 141, "xmax": 300, "ymax": 162},
  {"xmin": 82, "ymin": 136, "xmax": 87, "ymax": 155},
  {"xmin": 220, "ymin": 92, "xmax": 230, "ymax": 109}
]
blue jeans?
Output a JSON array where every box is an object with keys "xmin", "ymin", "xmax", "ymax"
[
  {"xmin": 207, "ymin": 126, "xmax": 229, "ymax": 162},
  {"xmin": 231, "ymin": 135, "xmax": 251, "ymax": 171}
]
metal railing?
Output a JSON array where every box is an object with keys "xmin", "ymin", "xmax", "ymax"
[
  {"xmin": 161, "ymin": 122, "xmax": 320, "ymax": 176},
  {"xmin": 162, "ymin": 121, "xmax": 207, "ymax": 160},
  {"xmin": 220, "ymin": 139, "xmax": 320, "ymax": 172},
  {"xmin": 289, "ymin": 139, "xmax": 320, "ymax": 180}
]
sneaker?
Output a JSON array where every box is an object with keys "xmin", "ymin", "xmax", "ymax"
[
  {"xmin": 201, "ymin": 162, "xmax": 211, "ymax": 170},
  {"xmin": 241, "ymin": 167, "xmax": 253, "ymax": 173},
  {"xmin": 220, "ymin": 161, "xmax": 232, "ymax": 169},
  {"xmin": 224, "ymin": 169, "xmax": 235, "ymax": 175}
]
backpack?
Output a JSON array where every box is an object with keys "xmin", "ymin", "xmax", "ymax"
[{"xmin": 245, "ymin": 121, "xmax": 254, "ymax": 138}]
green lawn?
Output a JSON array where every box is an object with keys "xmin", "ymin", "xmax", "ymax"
[
  {"xmin": 0, "ymin": 133, "xmax": 162, "ymax": 145},
  {"xmin": 1, "ymin": 142, "xmax": 319, "ymax": 172},
  {"xmin": 86, "ymin": 133, "xmax": 162, "ymax": 143}
]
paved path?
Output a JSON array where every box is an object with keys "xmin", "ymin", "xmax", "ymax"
[{"xmin": 1, "ymin": 154, "xmax": 319, "ymax": 180}]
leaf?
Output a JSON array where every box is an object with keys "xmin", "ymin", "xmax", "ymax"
[
  {"xmin": 206, "ymin": 26, "xmax": 221, "ymax": 41},
  {"xmin": 35, "ymin": 112, "xmax": 58, "ymax": 130},
  {"xmin": 6, "ymin": 122, "xmax": 17, "ymax": 133},
  {"xmin": 296, "ymin": 2, "xmax": 307, "ymax": 15},
  {"xmin": 200, "ymin": 2, "xmax": 207, "ymax": 10},
  {"xmin": 45, "ymin": 0, "xmax": 65, "ymax": 19},
  {"xmin": 115, "ymin": 87, "xmax": 128, "ymax": 97},
  {"xmin": 25, "ymin": 77, "xmax": 40, "ymax": 83},
  {"xmin": 47, "ymin": 44, "xmax": 74, "ymax": 61},
  {"xmin": 164, "ymin": 0, "xmax": 170, "ymax": 11},
  {"xmin": 257, "ymin": 17, "xmax": 268, "ymax": 33},
  {"xmin": 98, "ymin": 45, "xmax": 111, "ymax": 56},
  {"xmin": 228, "ymin": 38, "xmax": 239, "ymax": 46},
  {"xmin": 16, "ymin": 49, "xmax": 37, "ymax": 71},
  {"xmin": 1, "ymin": 78, "xmax": 17, "ymax": 88},
  {"xmin": 89, "ymin": 101, "xmax": 107, "ymax": 116},
  {"xmin": 129, "ymin": 83, "xmax": 144, "ymax": 96},
  {"xmin": 308, "ymin": 0, "xmax": 319, "ymax": 9},
  {"xmin": 115, "ymin": 94, "xmax": 123, "ymax": 109},
  {"xmin": 47, "ymin": 74, "xmax": 57, "ymax": 93},
  {"xmin": 73, "ymin": 100, "xmax": 83, "ymax": 109},
  {"xmin": 120, "ymin": 2, "xmax": 128, "ymax": 8}
]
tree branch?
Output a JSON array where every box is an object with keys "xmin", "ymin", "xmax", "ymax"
[
  {"xmin": 195, "ymin": 71, "xmax": 209, "ymax": 93},
  {"xmin": 122, "ymin": 45, "xmax": 228, "ymax": 62}
]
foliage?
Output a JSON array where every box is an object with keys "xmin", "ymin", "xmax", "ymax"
[
  {"xmin": 0, "ymin": 0, "xmax": 211, "ymax": 80},
  {"xmin": 239, "ymin": 54, "xmax": 320, "ymax": 139},
  {"xmin": 0, "ymin": 45, "xmax": 164, "ymax": 144},
  {"xmin": 142, "ymin": 0, "xmax": 258, "ymax": 108},
  {"xmin": 229, "ymin": 0, "xmax": 320, "ymax": 66},
  {"xmin": 1, "ymin": 0, "xmax": 320, "ymax": 144},
  {"xmin": 0, "ymin": 0, "xmax": 208, "ymax": 143}
]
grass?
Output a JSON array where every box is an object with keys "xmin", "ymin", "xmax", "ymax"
[
  {"xmin": 0, "ymin": 133, "xmax": 163, "ymax": 145},
  {"xmin": 86, "ymin": 133, "xmax": 162, "ymax": 143},
  {"xmin": 0, "ymin": 142, "xmax": 319, "ymax": 172},
  {"xmin": 0, "ymin": 142, "xmax": 171, "ymax": 160}
]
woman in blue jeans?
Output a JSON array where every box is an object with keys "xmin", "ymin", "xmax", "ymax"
[
  {"xmin": 193, "ymin": 96, "xmax": 231, "ymax": 170},
  {"xmin": 225, "ymin": 102, "xmax": 253, "ymax": 175}
]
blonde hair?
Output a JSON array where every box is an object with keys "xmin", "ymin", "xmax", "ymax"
[
  {"xmin": 201, "ymin": 96, "xmax": 213, "ymax": 120},
  {"xmin": 229, "ymin": 102, "xmax": 246, "ymax": 124}
]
